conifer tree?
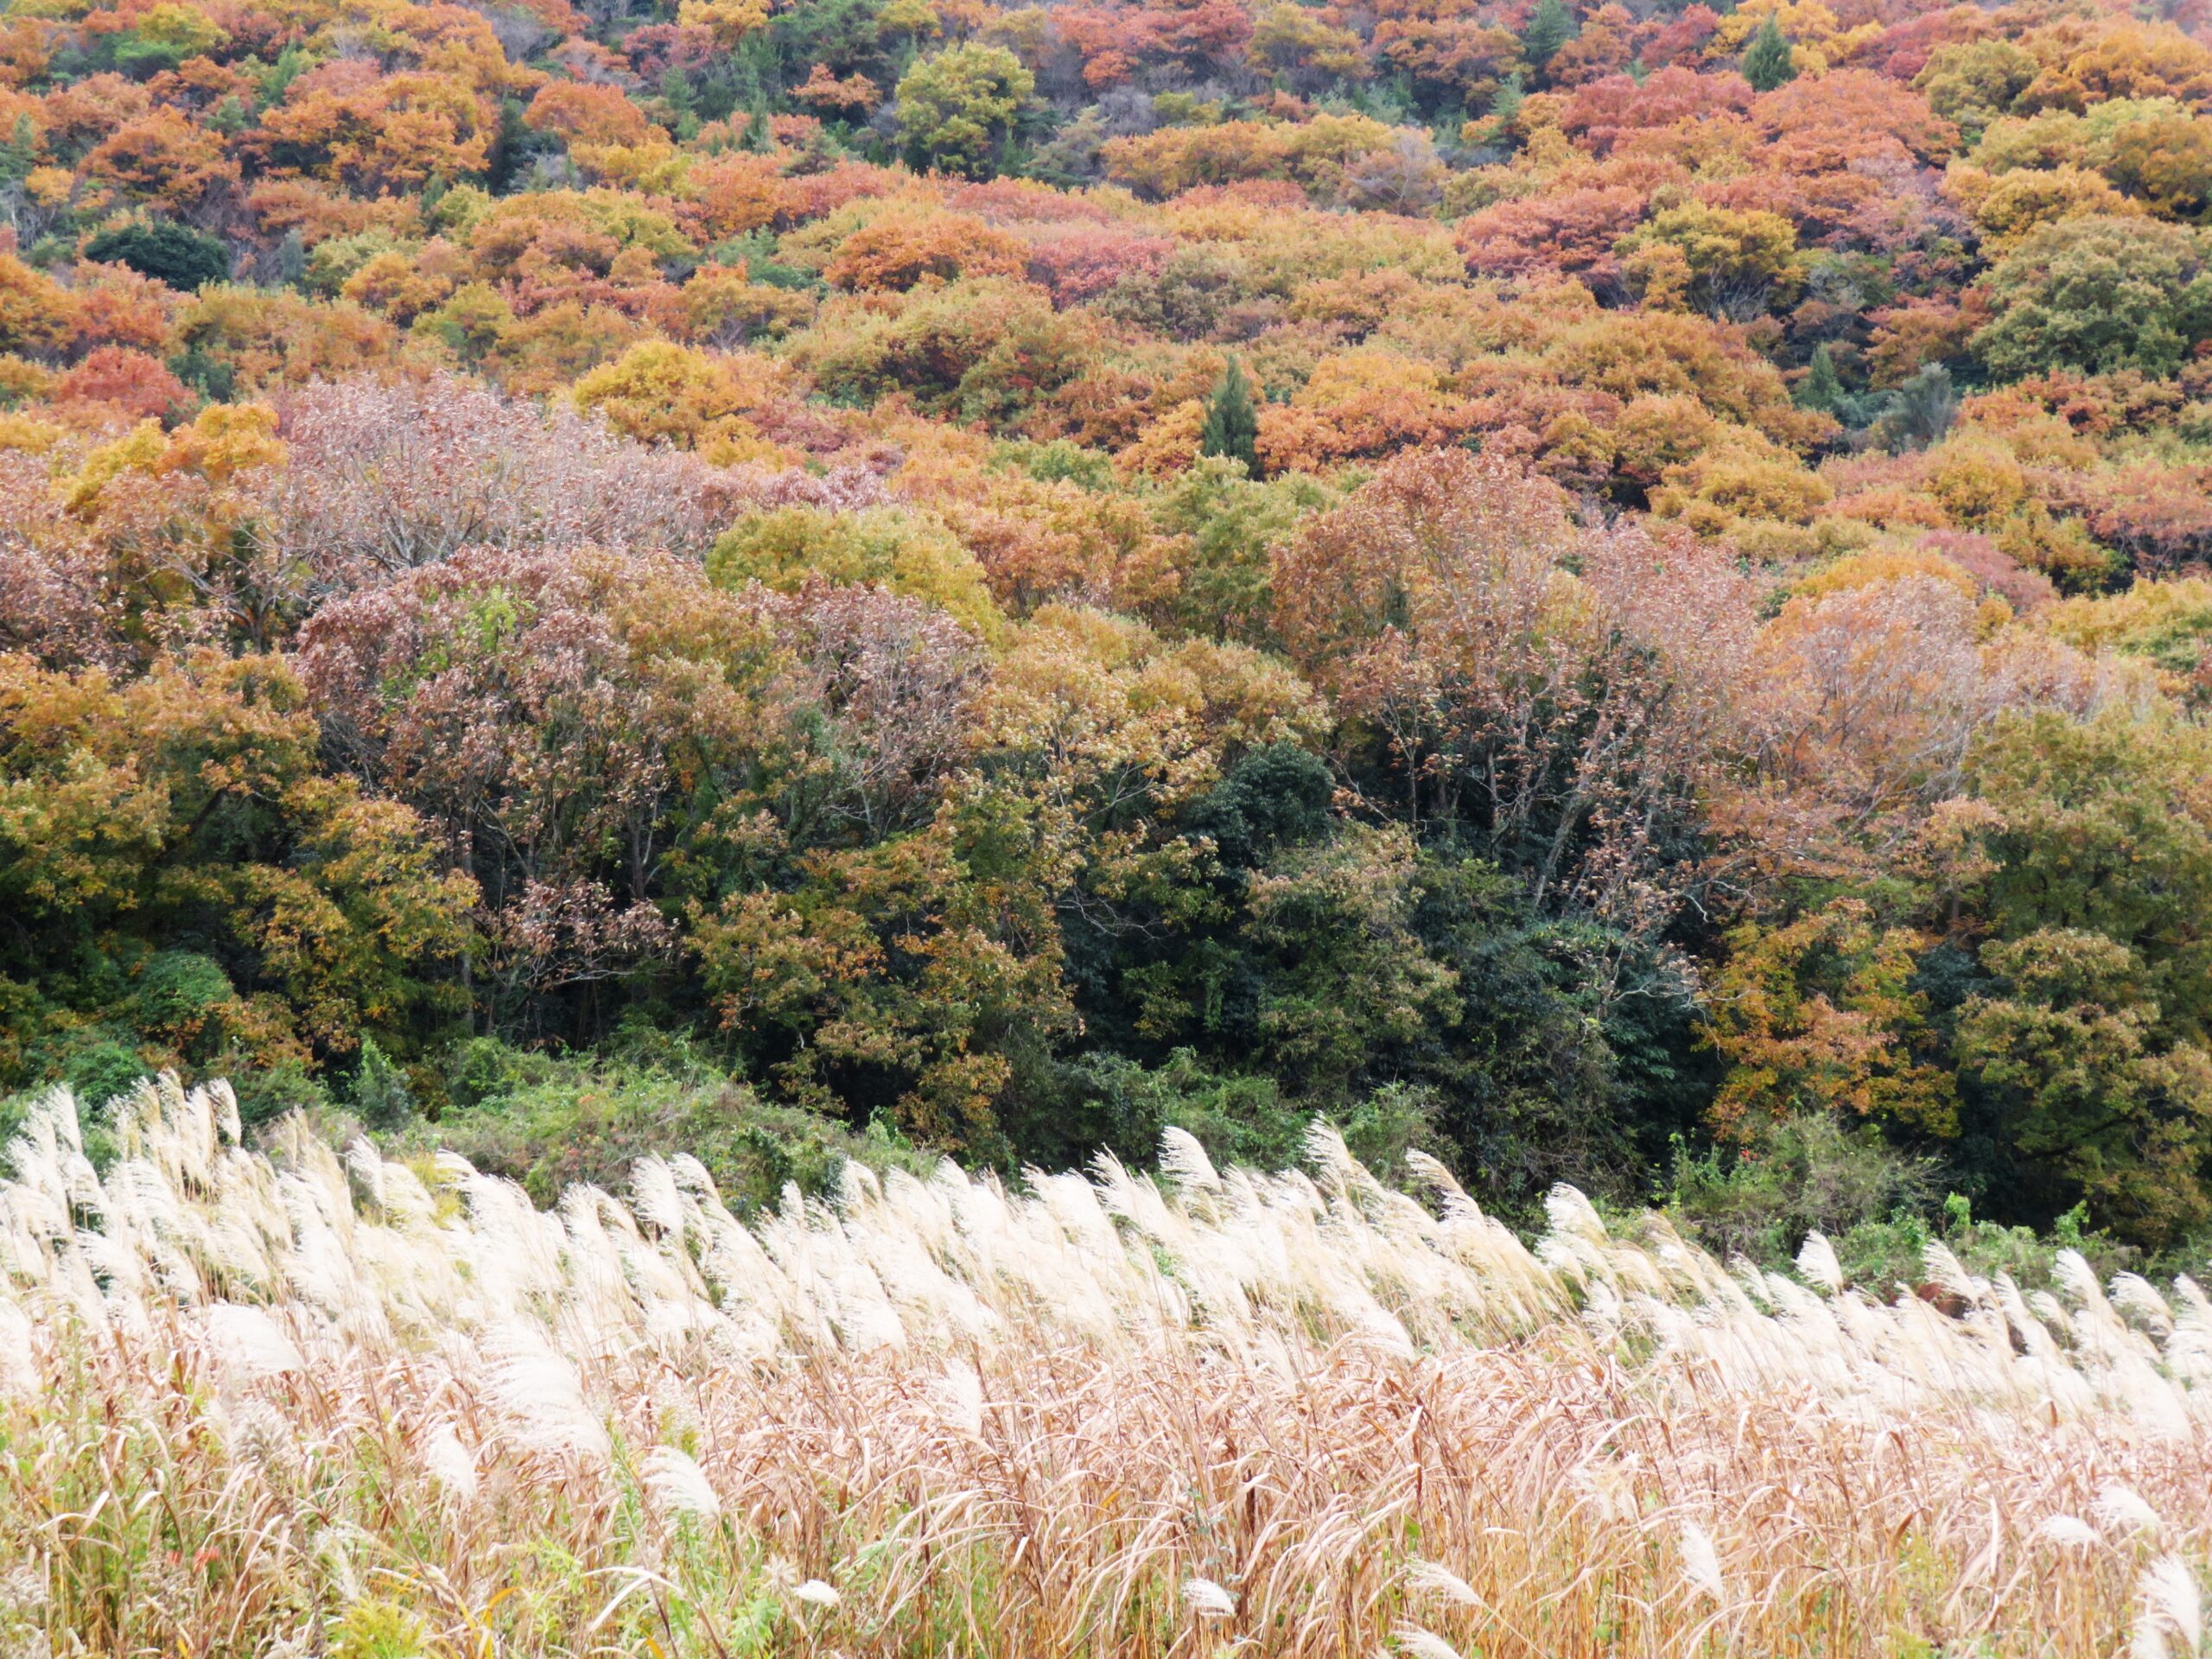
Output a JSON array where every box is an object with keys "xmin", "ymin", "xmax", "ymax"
[
  {"xmin": 1743, "ymin": 14, "xmax": 1797, "ymax": 92},
  {"xmin": 351, "ymin": 1038, "xmax": 416, "ymax": 1129},
  {"xmin": 662, "ymin": 68, "xmax": 701, "ymax": 140},
  {"xmin": 1199, "ymin": 358, "xmax": 1261, "ymax": 475},
  {"xmin": 1520, "ymin": 0, "xmax": 1577, "ymax": 81},
  {"xmin": 0, "ymin": 116, "xmax": 34, "ymax": 189},
  {"xmin": 1486, "ymin": 73, "xmax": 1526, "ymax": 141},
  {"xmin": 1796, "ymin": 343, "xmax": 1843, "ymax": 413},
  {"xmin": 1872, "ymin": 364, "xmax": 1958, "ymax": 453}
]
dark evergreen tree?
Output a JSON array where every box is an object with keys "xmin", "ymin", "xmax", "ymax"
[
  {"xmin": 82, "ymin": 219, "xmax": 232, "ymax": 290},
  {"xmin": 350, "ymin": 1037, "xmax": 417, "ymax": 1129},
  {"xmin": 486, "ymin": 95, "xmax": 531, "ymax": 194},
  {"xmin": 1796, "ymin": 343, "xmax": 1844, "ymax": 413},
  {"xmin": 1872, "ymin": 364, "xmax": 1959, "ymax": 453},
  {"xmin": 1520, "ymin": 0, "xmax": 1577, "ymax": 81},
  {"xmin": 1199, "ymin": 358, "xmax": 1262, "ymax": 476},
  {"xmin": 274, "ymin": 228, "xmax": 307, "ymax": 289},
  {"xmin": 1485, "ymin": 72, "xmax": 1526, "ymax": 142},
  {"xmin": 661, "ymin": 67, "xmax": 700, "ymax": 140},
  {"xmin": 0, "ymin": 114, "xmax": 37, "ymax": 188},
  {"xmin": 1743, "ymin": 14, "xmax": 1797, "ymax": 92}
]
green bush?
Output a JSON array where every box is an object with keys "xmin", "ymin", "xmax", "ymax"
[
  {"xmin": 1667, "ymin": 1113, "xmax": 2138, "ymax": 1294},
  {"xmin": 1067, "ymin": 1048, "xmax": 1448, "ymax": 1181},
  {"xmin": 230, "ymin": 1057, "xmax": 334, "ymax": 1131},
  {"xmin": 63, "ymin": 1041, "xmax": 150, "ymax": 1121},
  {"xmin": 423, "ymin": 1049, "xmax": 936, "ymax": 1214},
  {"xmin": 132, "ymin": 951, "xmax": 236, "ymax": 1060},
  {"xmin": 1668, "ymin": 1114, "xmax": 1934, "ymax": 1273},
  {"xmin": 349, "ymin": 1038, "xmax": 416, "ymax": 1130},
  {"xmin": 83, "ymin": 221, "xmax": 232, "ymax": 290}
]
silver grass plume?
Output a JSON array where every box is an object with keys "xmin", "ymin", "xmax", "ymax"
[
  {"xmin": 2095, "ymin": 1484, "xmax": 2165, "ymax": 1539},
  {"xmin": 1159, "ymin": 1127, "xmax": 1223, "ymax": 1193},
  {"xmin": 1182, "ymin": 1578, "xmax": 1236, "ymax": 1618},
  {"xmin": 2133, "ymin": 1558, "xmax": 2202, "ymax": 1659},
  {"xmin": 642, "ymin": 1446, "xmax": 722, "ymax": 1520},
  {"xmin": 1403, "ymin": 1560, "xmax": 1479, "ymax": 1607},
  {"xmin": 1680, "ymin": 1521, "xmax": 1726, "ymax": 1604},
  {"xmin": 422, "ymin": 1421, "xmax": 479, "ymax": 1503},
  {"xmin": 1796, "ymin": 1231, "xmax": 1843, "ymax": 1295},
  {"xmin": 2038, "ymin": 1515, "xmax": 2100, "ymax": 1549}
]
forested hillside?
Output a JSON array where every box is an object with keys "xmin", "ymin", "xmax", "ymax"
[{"xmin": 3, "ymin": 0, "xmax": 2212, "ymax": 1255}]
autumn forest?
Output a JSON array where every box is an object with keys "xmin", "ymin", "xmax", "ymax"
[{"xmin": 3, "ymin": 0, "xmax": 2212, "ymax": 1271}]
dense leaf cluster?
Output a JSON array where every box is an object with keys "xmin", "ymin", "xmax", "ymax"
[{"xmin": 3, "ymin": 0, "xmax": 2212, "ymax": 1249}]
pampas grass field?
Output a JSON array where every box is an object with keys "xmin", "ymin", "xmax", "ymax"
[{"xmin": 4, "ymin": 1076, "xmax": 2211, "ymax": 1658}]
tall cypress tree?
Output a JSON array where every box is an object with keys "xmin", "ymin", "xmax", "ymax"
[
  {"xmin": 1486, "ymin": 72, "xmax": 1527, "ymax": 142},
  {"xmin": 1796, "ymin": 343, "xmax": 1844, "ymax": 413},
  {"xmin": 1520, "ymin": 0, "xmax": 1577, "ymax": 82},
  {"xmin": 0, "ymin": 115, "xmax": 35, "ymax": 189},
  {"xmin": 1199, "ymin": 359, "xmax": 1261, "ymax": 476},
  {"xmin": 1743, "ymin": 14, "xmax": 1797, "ymax": 92}
]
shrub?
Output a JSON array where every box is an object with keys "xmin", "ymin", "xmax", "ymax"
[
  {"xmin": 82, "ymin": 221, "xmax": 232, "ymax": 291},
  {"xmin": 1667, "ymin": 1112, "xmax": 1936, "ymax": 1271},
  {"xmin": 424, "ymin": 1050, "xmax": 936, "ymax": 1213},
  {"xmin": 349, "ymin": 1038, "xmax": 416, "ymax": 1130}
]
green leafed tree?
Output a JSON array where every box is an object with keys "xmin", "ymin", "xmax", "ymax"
[
  {"xmin": 1742, "ymin": 14, "xmax": 1797, "ymax": 92},
  {"xmin": 1198, "ymin": 357, "xmax": 1261, "ymax": 476},
  {"xmin": 1519, "ymin": 0, "xmax": 1577, "ymax": 82},
  {"xmin": 82, "ymin": 219, "xmax": 232, "ymax": 292},
  {"xmin": 1973, "ymin": 215, "xmax": 2212, "ymax": 382},
  {"xmin": 895, "ymin": 43, "xmax": 1035, "ymax": 181},
  {"xmin": 1796, "ymin": 343, "xmax": 1843, "ymax": 414},
  {"xmin": 351, "ymin": 1035, "xmax": 418, "ymax": 1129},
  {"xmin": 1871, "ymin": 364, "xmax": 1957, "ymax": 452},
  {"xmin": 0, "ymin": 116, "xmax": 34, "ymax": 189}
]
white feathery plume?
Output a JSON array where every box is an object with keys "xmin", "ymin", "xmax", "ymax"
[
  {"xmin": 1680, "ymin": 1522, "xmax": 1726, "ymax": 1604},
  {"xmin": 1402, "ymin": 1150, "xmax": 1479, "ymax": 1220},
  {"xmin": 1182, "ymin": 1578, "xmax": 1236, "ymax": 1618},
  {"xmin": 2133, "ymin": 1558, "xmax": 2202, "ymax": 1659},
  {"xmin": 422, "ymin": 1421, "xmax": 479, "ymax": 1503},
  {"xmin": 1302, "ymin": 1120, "xmax": 1363, "ymax": 1186},
  {"xmin": 628, "ymin": 1158, "xmax": 686, "ymax": 1238},
  {"xmin": 28, "ymin": 1084, "xmax": 83, "ymax": 1156},
  {"xmin": 207, "ymin": 1079, "xmax": 242, "ymax": 1148},
  {"xmin": 2111, "ymin": 1273, "xmax": 2175, "ymax": 1338},
  {"xmin": 2095, "ymin": 1484, "xmax": 2164, "ymax": 1538},
  {"xmin": 1403, "ymin": 1560, "xmax": 1479, "ymax": 1607},
  {"xmin": 342, "ymin": 1140, "xmax": 390, "ymax": 1221},
  {"xmin": 1545, "ymin": 1185, "xmax": 1610, "ymax": 1243},
  {"xmin": 1922, "ymin": 1241, "xmax": 1982, "ymax": 1306},
  {"xmin": 1160, "ymin": 1127, "xmax": 1222, "ymax": 1192},
  {"xmin": 197, "ymin": 1304, "xmax": 303, "ymax": 1382},
  {"xmin": 483, "ymin": 1330, "xmax": 610, "ymax": 1463},
  {"xmin": 933, "ymin": 1360, "xmax": 984, "ymax": 1436},
  {"xmin": 839, "ymin": 1159, "xmax": 882, "ymax": 1209},
  {"xmin": 2053, "ymin": 1249, "xmax": 2107, "ymax": 1310},
  {"xmin": 0, "ymin": 1304, "xmax": 35, "ymax": 1396},
  {"xmin": 1393, "ymin": 1628, "xmax": 1464, "ymax": 1659},
  {"xmin": 1795, "ymin": 1231, "xmax": 1843, "ymax": 1294},
  {"xmin": 2038, "ymin": 1515, "xmax": 2100, "ymax": 1549},
  {"xmin": 312, "ymin": 1525, "xmax": 363, "ymax": 1604},
  {"xmin": 641, "ymin": 1446, "xmax": 722, "ymax": 1520},
  {"xmin": 794, "ymin": 1580, "xmax": 839, "ymax": 1607}
]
